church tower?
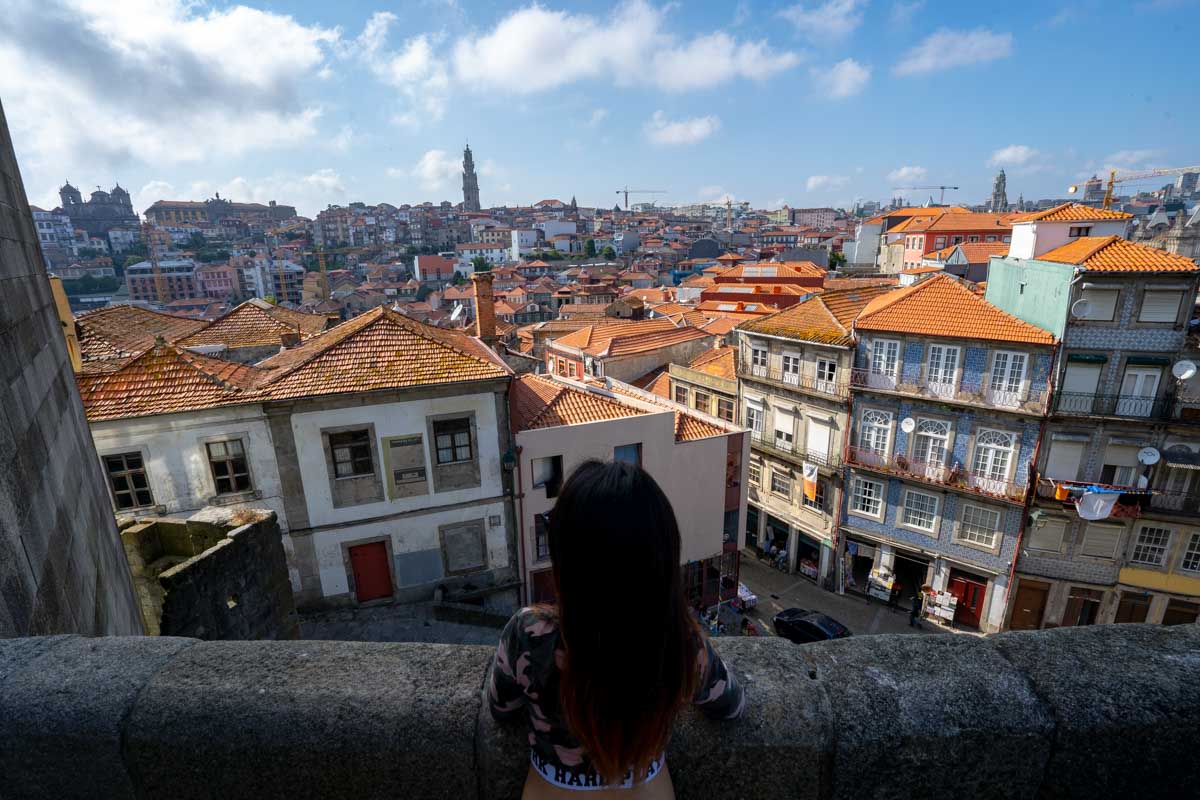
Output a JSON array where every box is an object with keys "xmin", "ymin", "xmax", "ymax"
[
  {"xmin": 989, "ymin": 169, "xmax": 1008, "ymax": 212},
  {"xmin": 462, "ymin": 145, "xmax": 481, "ymax": 212}
]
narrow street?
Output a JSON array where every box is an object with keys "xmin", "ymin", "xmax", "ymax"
[{"xmin": 738, "ymin": 554, "xmax": 954, "ymax": 638}]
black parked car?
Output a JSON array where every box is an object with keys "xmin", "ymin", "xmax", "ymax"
[{"xmin": 773, "ymin": 608, "xmax": 852, "ymax": 644}]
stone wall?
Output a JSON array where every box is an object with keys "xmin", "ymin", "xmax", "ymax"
[
  {"xmin": 2, "ymin": 624, "xmax": 1197, "ymax": 799},
  {"xmin": 121, "ymin": 509, "xmax": 299, "ymax": 640},
  {"xmin": 0, "ymin": 99, "xmax": 142, "ymax": 637}
]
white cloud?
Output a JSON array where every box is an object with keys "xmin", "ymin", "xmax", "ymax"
[
  {"xmin": 587, "ymin": 108, "xmax": 610, "ymax": 127},
  {"xmin": 887, "ymin": 165, "xmax": 928, "ymax": 183},
  {"xmin": 807, "ymin": 175, "xmax": 850, "ymax": 191},
  {"xmin": 407, "ymin": 149, "xmax": 463, "ymax": 191},
  {"xmin": 811, "ymin": 58, "xmax": 871, "ymax": 98},
  {"xmin": 330, "ymin": 125, "xmax": 356, "ymax": 153},
  {"xmin": 891, "ymin": 0, "xmax": 925, "ymax": 24},
  {"xmin": 353, "ymin": 13, "xmax": 450, "ymax": 127},
  {"xmin": 1104, "ymin": 149, "xmax": 1165, "ymax": 169},
  {"xmin": 451, "ymin": 1, "xmax": 798, "ymax": 93},
  {"xmin": 184, "ymin": 171, "xmax": 346, "ymax": 217},
  {"xmin": 894, "ymin": 28, "xmax": 1013, "ymax": 76},
  {"xmin": 988, "ymin": 145, "xmax": 1040, "ymax": 167},
  {"xmin": 644, "ymin": 111, "xmax": 721, "ymax": 146},
  {"xmin": 133, "ymin": 180, "xmax": 176, "ymax": 214},
  {"xmin": 0, "ymin": 0, "xmax": 338, "ymax": 201},
  {"xmin": 779, "ymin": 0, "xmax": 866, "ymax": 41}
]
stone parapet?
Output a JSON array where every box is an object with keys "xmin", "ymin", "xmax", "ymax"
[{"xmin": 1, "ymin": 625, "xmax": 1198, "ymax": 799}]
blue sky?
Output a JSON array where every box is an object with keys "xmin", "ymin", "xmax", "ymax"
[{"xmin": 2, "ymin": 0, "xmax": 1198, "ymax": 217}]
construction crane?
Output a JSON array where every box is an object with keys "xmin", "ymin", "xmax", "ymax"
[
  {"xmin": 140, "ymin": 220, "xmax": 168, "ymax": 307},
  {"xmin": 1069, "ymin": 166, "xmax": 1200, "ymax": 210},
  {"xmin": 891, "ymin": 185, "xmax": 960, "ymax": 205},
  {"xmin": 316, "ymin": 244, "xmax": 329, "ymax": 302},
  {"xmin": 616, "ymin": 186, "xmax": 666, "ymax": 210}
]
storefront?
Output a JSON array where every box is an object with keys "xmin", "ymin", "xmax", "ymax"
[
  {"xmin": 947, "ymin": 567, "xmax": 989, "ymax": 629},
  {"xmin": 794, "ymin": 531, "xmax": 822, "ymax": 582},
  {"xmin": 764, "ymin": 513, "xmax": 790, "ymax": 557},
  {"xmin": 842, "ymin": 532, "xmax": 931, "ymax": 605}
]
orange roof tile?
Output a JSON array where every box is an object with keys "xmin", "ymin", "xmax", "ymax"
[
  {"xmin": 925, "ymin": 241, "xmax": 1011, "ymax": 263},
  {"xmin": 604, "ymin": 381, "xmax": 729, "ymax": 442},
  {"xmin": 698, "ymin": 316, "xmax": 740, "ymax": 336},
  {"xmin": 739, "ymin": 285, "xmax": 896, "ymax": 346},
  {"xmin": 253, "ymin": 306, "xmax": 510, "ymax": 401},
  {"xmin": 78, "ymin": 343, "xmax": 262, "ymax": 421},
  {"xmin": 1035, "ymin": 235, "xmax": 1198, "ymax": 273},
  {"xmin": 855, "ymin": 273, "xmax": 1054, "ymax": 344},
  {"xmin": 552, "ymin": 318, "xmax": 677, "ymax": 352},
  {"xmin": 510, "ymin": 374, "xmax": 645, "ymax": 432},
  {"xmin": 924, "ymin": 213, "xmax": 1016, "ymax": 232},
  {"xmin": 686, "ymin": 346, "xmax": 736, "ymax": 381},
  {"xmin": 716, "ymin": 262, "xmax": 825, "ymax": 281},
  {"xmin": 177, "ymin": 299, "xmax": 335, "ymax": 349},
  {"xmin": 1012, "ymin": 203, "xmax": 1132, "ymax": 223},
  {"xmin": 76, "ymin": 305, "xmax": 208, "ymax": 371}
]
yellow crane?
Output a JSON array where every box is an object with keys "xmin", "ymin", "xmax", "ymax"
[
  {"xmin": 1069, "ymin": 166, "xmax": 1200, "ymax": 210},
  {"xmin": 316, "ymin": 244, "xmax": 328, "ymax": 302},
  {"xmin": 615, "ymin": 186, "xmax": 666, "ymax": 210},
  {"xmin": 140, "ymin": 221, "xmax": 168, "ymax": 307}
]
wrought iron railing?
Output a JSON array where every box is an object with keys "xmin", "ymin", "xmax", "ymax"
[
  {"xmin": 846, "ymin": 445, "xmax": 1027, "ymax": 502},
  {"xmin": 849, "ymin": 367, "xmax": 1048, "ymax": 413},
  {"xmin": 749, "ymin": 431, "xmax": 841, "ymax": 468},
  {"xmin": 1053, "ymin": 391, "xmax": 1173, "ymax": 420},
  {"xmin": 739, "ymin": 358, "xmax": 849, "ymax": 398}
]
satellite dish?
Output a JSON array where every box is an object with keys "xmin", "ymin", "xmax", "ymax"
[
  {"xmin": 1069, "ymin": 298, "xmax": 1093, "ymax": 319},
  {"xmin": 1138, "ymin": 447, "xmax": 1161, "ymax": 466},
  {"xmin": 1172, "ymin": 360, "xmax": 1197, "ymax": 381},
  {"xmin": 900, "ymin": 417, "xmax": 916, "ymax": 434}
]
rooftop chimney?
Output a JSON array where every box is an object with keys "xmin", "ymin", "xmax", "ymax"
[
  {"xmin": 471, "ymin": 270, "xmax": 498, "ymax": 347},
  {"xmin": 280, "ymin": 330, "xmax": 301, "ymax": 349}
]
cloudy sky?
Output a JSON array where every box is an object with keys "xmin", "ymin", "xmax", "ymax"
[{"xmin": 2, "ymin": 0, "xmax": 1197, "ymax": 217}]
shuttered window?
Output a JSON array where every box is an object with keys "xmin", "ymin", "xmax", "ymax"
[
  {"xmin": 1138, "ymin": 290, "xmax": 1183, "ymax": 323},
  {"xmin": 1028, "ymin": 518, "xmax": 1067, "ymax": 552},
  {"xmin": 1078, "ymin": 288, "xmax": 1118, "ymax": 321},
  {"xmin": 1044, "ymin": 440, "xmax": 1085, "ymax": 481},
  {"xmin": 1080, "ymin": 523, "xmax": 1123, "ymax": 559}
]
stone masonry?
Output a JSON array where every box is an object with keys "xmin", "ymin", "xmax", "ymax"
[{"xmin": 0, "ymin": 98, "xmax": 142, "ymax": 636}]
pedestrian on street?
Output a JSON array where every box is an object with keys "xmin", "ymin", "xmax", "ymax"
[{"xmin": 909, "ymin": 592, "xmax": 923, "ymax": 628}]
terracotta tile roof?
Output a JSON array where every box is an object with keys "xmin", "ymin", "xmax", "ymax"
[
  {"xmin": 177, "ymin": 299, "xmax": 335, "ymax": 349},
  {"xmin": 1012, "ymin": 203, "xmax": 1132, "ymax": 223},
  {"xmin": 631, "ymin": 365, "xmax": 670, "ymax": 393},
  {"xmin": 680, "ymin": 274, "xmax": 715, "ymax": 288},
  {"xmin": 510, "ymin": 374, "xmax": 644, "ymax": 432},
  {"xmin": 925, "ymin": 241, "xmax": 1011, "ymax": 263},
  {"xmin": 699, "ymin": 316, "xmax": 739, "ymax": 336},
  {"xmin": 558, "ymin": 303, "xmax": 609, "ymax": 318},
  {"xmin": 687, "ymin": 346, "xmax": 736, "ymax": 381},
  {"xmin": 886, "ymin": 214, "xmax": 942, "ymax": 233},
  {"xmin": 253, "ymin": 306, "xmax": 511, "ymax": 401},
  {"xmin": 604, "ymin": 381, "xmax": 728, "ymax": 442},
  {"xmin": 924, "ymin": 213, "xmax": 1017, "ymax": 231},
  {"xmin": 855, "ymin": 273, "xmax": 1055, "ymax": 344},
  {"xmin": 649, "ymin": 302, "xmax": 695, "ymax": 317},
  {"xmin": 78, "ymin": 343, "xmax": 263, "ymax": 421},
  {"xmin": 822, "ymin": 276, "xmax": 899, "ymax": 291},
  {"xmin": 739, "ymin": 285, "xmax": 896, "ymax": 346},
  {"xmin": 716, "ymin": 261, "xmax": 825, "ymax": 281},
  {"xmin": 1034, "ymin": 235, "xmax": 1199, "ymax": 273},
  {"xmin": 76, "ymin": 305, "xmax": 208, "ymax": 371},
  {"xmin": 552, "ymin": 318, "xmax": 677, "ymax": 351}
]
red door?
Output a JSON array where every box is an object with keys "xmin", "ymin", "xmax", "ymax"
[
  {"xmin": 948, "ymin": 571, "xmax": 986, "ymax": 629},
  {"xmin": 349, "ymin": 541, "xmax": 393, "ymax": 603}
]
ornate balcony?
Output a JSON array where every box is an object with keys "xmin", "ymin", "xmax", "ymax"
[
  {"xmin": 739, "ymin": 358, "xmax": 849, "ymax": 399},
  {"xmin": 850, "ymin": 367, "xmax": 1049, "ymax": 414},
  {"xmin": 1053, "ymin": 391, "xmax": 1174, "ymax": 420},
  {"xmin": 846, "ymin": 445, "xmax": 1028, "ymax": 503},
  {"xmin": 750, "ymin": 431, "xmax": 841, "ymax": 469}
]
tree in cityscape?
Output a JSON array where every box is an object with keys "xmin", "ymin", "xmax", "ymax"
[
  {"xmin": 828, "ymin": 251, "xmax": 846, "ymax": 269},
  {"xmin": 584, "ymin": 238, "xmax": 596, "ymax": 257},
  {"xmin": 470, "ymin": 256, "xmax": 490, "ymax": 272},
  {"xmin": 602, "ymin": 246, "xmax": 617, "ymax": 260},
  {"xmin": 450, "ymin": 271, "xmax": 467, "ymax": 286}
]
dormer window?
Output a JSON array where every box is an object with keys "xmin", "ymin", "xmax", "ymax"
[{"xmin": 1068, "ymin": 226, "xmax": 1092, "ymax": 238}]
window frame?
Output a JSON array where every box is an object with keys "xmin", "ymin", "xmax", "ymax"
[
  {"xmin": 674, "ymin": 385, "xmax": 689, "ymax": 405},
  {"xmin": 1027, "ymin": 517, "xmax": 1067, "ymax": 553},
  {"xmin": 899, "ymin": 488, "xmax": 940, "ymax": 534},
  {"xmin": 205, "ymin": 438, "xmax": 253, "ymax": 496},
  {"xmin": 770, "ymin": 469, "xmax": 792, "ymax": 500},
  {"xmin": 716, "ymin": 397, "xmax": 735, "ymax": 422},
  {"xmin": 1181, "ymin": 532, "xmax": 1200, "ymax": 573},
  {"xmin": 1130, "ymin": 525, "xmax": 1172, "ymax": 567},
  {"xmin": 103, "ymin": 451, "xmax": 155, "ymax": 510},
  {"xmin": 748, "ymin": 460, "xmax": 761, "ymax": 486},
  {"xmin": 531, "ymin": 455, "xmax": 564, "ymax": 499},
  {"xmin": 329, "ymin": 429, "xmax": 376, "ymax": 479},
  {"xmin": 849, "ymin": 476, "xmax": 885, "ymax": 520},
  {"xmin": 1137, "ymin": 289, "xmax": 1184, "ymax": 324},
  {"xmin": 956, "ymin": 503, "xmax": 1001, "ymax": 549},
  {"xmin": 433, "ymin": 418, "xmax": 474, "ymax": 466},
  {"xmin": 859, "ymin": 408, "xmax": 893, "ymax": 456},
  {"xmin": 1080, "ymin": 522, "xmax": 1124, "ymax": 560},
  {"xmin": 693, "ymin": 389, "xmax": 711, "ymax": 413},
  {"xmin": 745, "ymin": 403, "xmax": 764, "ymax": 434},
  {"xmin": 802, "ymin": 479, "xmax": 826, "ymax": 512}
]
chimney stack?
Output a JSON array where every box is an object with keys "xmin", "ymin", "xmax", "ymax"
[
  {"xmin": 280, "ymin": 330, "xmax": 302, "ymax": 349},
  {"xmin": 471, "ymin": 270, "xmax": 498, "ymax": 347}
]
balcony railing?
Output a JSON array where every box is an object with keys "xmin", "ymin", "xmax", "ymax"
[
  {"xmin": 1053, "ymin": 391, "xmax": 1173, "ymax": 420},
  {"xmin": 850, "ymin": 368, "xmax": 1049, "ymax": 413},
  {"xmin": 846, "ymin": 445, "xmax": 1028, "ymax": 503},
  {"xmin": 1148, "ymin": 489, "xmax": 1200, "ymax": 515},
  {"xmin": 750, "ymin": 431, "xmax": 841, "ymax": 469},
  {"xmin": 740, "ymin": 358, "xmax": 849, "ymax": 399}
]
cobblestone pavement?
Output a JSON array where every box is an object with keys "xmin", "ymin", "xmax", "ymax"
[
  {"xmin": 737, "ymin": 554, "xmax": 959, "ymax": 638},
  {"xmin": 300, "ymin": 603, "xmax": 502, "ymax": 645}
]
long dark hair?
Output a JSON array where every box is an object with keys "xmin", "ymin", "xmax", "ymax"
[{"xmin": 547, "ymin": 459, "xmax": 701, "ymax": 782}]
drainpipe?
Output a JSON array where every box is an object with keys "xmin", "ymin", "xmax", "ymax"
[
  {"xmin": 513, "ymin": 444, "xmax": 528, "ymax": 607},
  {"xmin": 832, "ymin": 351, "xmax": 856, "ymax": 594},
  {"xmin": 1002, "ymin": 340, "xmax": 1060, "ymax": 627}
]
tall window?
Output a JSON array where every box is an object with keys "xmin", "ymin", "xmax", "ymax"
[
  {"xmin": 803, "ymin": 480, "xmax": 826, "ymax": 512},
  {"xmin": 850, "ymin": 477, "xmax": 884, "ymax": 517},
  {"xmin": 989, "ymin": 351, "xmax": 1028, "ymax": 406},
  {"xmin": 815, "ymin": 359, "xmax": 837, "ymax": 393},
  {"xmin": 925, "ymin": 344, "xmax": 959, "ymax": 395},
  {"xmin": 745, "ymin": 405, "xmax": 763, "ymax": 434},
  {"xmin": 869, "ymin": 339, "xmax": 899, "ymax": 382},
  {"xmin": 749, "ymin": 461, "xmax": 761, "ymax": 486},
  {"xmin": 674, "ymin": 385, "xmax": 689, "ymax": 405},
  {"xmin": 1130, "ymin": 526, "xmax": 1172, "ymax": 566},
  {"xmin": 433, "ymin": 418, "xmax": 473, "ymax": 465},
  {"xmin": 781, "ymin": 354, "xmax": 801, "ymax": 385},
  {"xmin": 532, "ymin": 455, "xmax": 563, "ymax": 499},
  {"xmin": 901, "ymin": 490, "xmax": 939, "ymax": 532},
  {"xmin": 750, "ymin": 347, "xmax": 767, "ymax": 376},
  {"xmin": 206, "ymin": 440, "xmax": 252, "ymax": 495},
  {"xmin": 912, "ymin": 418, "xmax": 951, "ymax": 467},
  {"xmin": 104, "ymin": 452, "xmax": 154, "ymax": 510},
  {"xmin": 958, "ymin": 504, "xmax": 1000, "ymax": 547},
  {"xmin": 770, "ymin": 470, "xmax": 791, "ymax": 499},
  {"xmin": 1182, "ymin": 533, "xmax": 1200, "ymax": 573},
  {"xmin": 717, "ymin": 397, "xmax": 735, "ymax": 422},
  {"xmin": 614, "ymin": 443, "xmax": 642, "ymax": 466},
  {"xmin": 859, "ymin": 409, "xmax": 892, "ymax": 456},
  {"xmin": 972, "ymin": 429, "xmax": 1015, "ymax": 488},
  {"xmin": 693, "ymin": 390, "xmax": 711, "ymax": 413},
  {"xmin": 330, "ymin": 430, "xmax": 374, "ymax": 477},
  {"xmin": 534, "ymin": 512, "xmax": 551, "ymax": 561}
]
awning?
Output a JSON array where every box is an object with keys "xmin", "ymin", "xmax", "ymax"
[
  {"xmin": 1067, "ymin": 353, "xmax": 1107, "ymax": 363},
  {"xmin": 1126, "ymin": 356, "xmax": 1171, "ymax": 366},
  {"xmin": 1164, "ymin": 448, "xmax": 1200, "ymax": 470}
]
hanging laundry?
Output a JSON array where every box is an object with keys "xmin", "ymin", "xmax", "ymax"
[
  {"xmin": 802, "ymin": 462, "xmax": 819, "ymax": 502},
  {"xmin": 1054, "ymin": 482, "xmax": 1070, "ymax": 501},
  {"xmin": 1076, "ymin": 490, "xmax": 1120, "ymax": 521}
]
